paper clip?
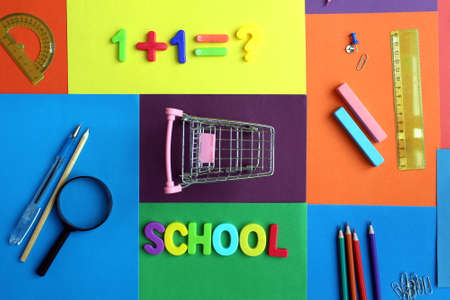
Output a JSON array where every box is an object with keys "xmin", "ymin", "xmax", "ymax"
[
  {"xmin": 392, "ymin": 272, "xmax": 434, "ymax": 300},
  {"xmin": 423, "ymin": 276, "xmax": 433, "ymax": 295},
  {"xmin": 410, "ymin": 273, "xmax": 423, "ymax": 295},
  {"xmin": 356, "ymin": 53, "xmax": 368, "ymax": 71},
  {"xmin": 403, "ymin": 272, "xmax": 416, "ymax": 300},
  {"xmin": 391, "ymin": 281, "xmax": 405, "ymax": 299}
]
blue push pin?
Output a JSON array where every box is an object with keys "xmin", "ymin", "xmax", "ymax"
[
  {"xmin": 345, "ymin": 32, "xmax": 360, "ymax": 53},
  {"xmin": 350, "ymin": 32, "xmax": 360, "ymax": 45}
]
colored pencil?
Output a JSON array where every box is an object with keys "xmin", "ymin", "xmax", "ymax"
[
  {"xmin": 345, "ymin": 223, "xmax": 357, "ymax": 300},
  {"xmin": 369, "ymin": 223, "xmax": 382, "ymax": 300},
  {"xmin": 338, "ymin": 229, "xmax": 349, "ymax": 300},
  {"xmin": 353, "ymin": 230, "xmax": 368, "ymax": 300},
  {"xmin": 20, "ymin": 129, "xmax": 90, "ymax": 262}
]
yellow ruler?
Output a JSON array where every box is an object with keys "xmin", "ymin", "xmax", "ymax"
[
  {"xmin": 0, "ymin": 13, "xmax": 55, "ymax": 85},
  {"xmin": 390, "ymin": 29, "xmax": 425, "ymax": 170}
]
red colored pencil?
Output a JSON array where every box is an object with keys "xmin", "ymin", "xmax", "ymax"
[
  {"xmin": 345, "ymin": 223, "xmax": 357, "ymax": 300},
  {"xmin": 353, "ymin": 230, "xmax": 368, "ymax": 300}
]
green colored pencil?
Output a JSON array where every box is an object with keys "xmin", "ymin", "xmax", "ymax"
[{"xmin": 338, "ymin": 229, "xmax": 350, "ymax": 300}]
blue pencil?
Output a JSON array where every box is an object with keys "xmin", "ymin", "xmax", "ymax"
[{"xmin": 369, "ymin": 223, "xmax": 382, "ymax": 300}]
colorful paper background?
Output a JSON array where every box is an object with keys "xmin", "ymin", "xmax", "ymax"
[
  {"xmin": 67, "ymin": 0, "xmax": 306, "ymax": 94},
  {"xmin": 306, "ymin": 0, "xmax": 437, "ymax": 14},
  {"xmin": 0, "ymin": 94, "xmax": 139, "ymax": 300},
  {"xmin": 306, "ymin": 12, "xmax": 440, "ymax": 206},
  {"xmin": 1, "ymin": 0, "xmax": 448, "ymax": 299},
  {"xmin": 140, "ymin": 94, "xmax": 307, "ymax": 203},
  {"xmin": 0, "ymin": 0, "xmax": 68, "ymax": 93},
  {"xmin": 140, "ymin": 203, "xmax": 307, "ymax": 300}
]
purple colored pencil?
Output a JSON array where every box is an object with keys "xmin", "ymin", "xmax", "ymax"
[{"xmin": 369, "ymin": 223, "xmax": 382, "ymax": 300}]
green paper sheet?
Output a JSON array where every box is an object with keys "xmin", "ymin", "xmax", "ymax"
[{"xmin": 139, "ymin": 203, "xmax": 307, "ymax": 300}]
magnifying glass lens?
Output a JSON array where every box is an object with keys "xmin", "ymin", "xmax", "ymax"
[{"xmin": 58, "ymin": 177, "xmax": 111, "ymax": 230}]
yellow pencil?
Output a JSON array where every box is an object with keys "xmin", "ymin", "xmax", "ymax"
[{"xmin": 20, "ymin": 129, "xmax": 90, "ymax": 262}]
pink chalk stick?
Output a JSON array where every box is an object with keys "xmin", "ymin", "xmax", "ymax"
[
  {"xmin": 199, "ymin": 133, "xmax": 216, "ymax": 163},
  {"xmin": 336, "ymin": 83, "xmax": 387, "ymax": 142}
]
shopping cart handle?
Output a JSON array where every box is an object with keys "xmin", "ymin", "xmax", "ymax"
[{"xmin": 164, "ymin": 108, "xmax": 183, "ymax": 194}]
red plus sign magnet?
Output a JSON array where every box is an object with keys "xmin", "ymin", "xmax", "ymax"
[{"xmin": 136, "ymin": 31, "xmax": 167, "ymax": 61}]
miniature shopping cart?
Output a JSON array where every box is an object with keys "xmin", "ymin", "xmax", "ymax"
[{"xmin": 164, "ymin": 108, "xmax": 275, "ymax": 194}]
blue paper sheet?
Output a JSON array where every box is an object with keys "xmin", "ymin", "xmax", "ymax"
[
  {"xmin": 0, "ymin": 94, "xmax": 139, "ymax": 300},
  {"xmin": 308, "ymin": 204, "xmax": 450, "ymax": 299},
  {"xmin": 438, "ymin": 149, "xmax": 450, "ymax": 287}
]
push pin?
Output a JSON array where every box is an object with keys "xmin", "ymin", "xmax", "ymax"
[
  {"xmin": 345, "ymin": 45, "xmax": 355, "ymax": 54},
  {"xmin": 345, "ymin": 32, "xmax": 360, "ymax": 54},
  {"xmin": 350, "ymin": 32, "xmax": 360, "ymax": 46}
]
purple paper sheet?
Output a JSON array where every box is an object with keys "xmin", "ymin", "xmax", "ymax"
[
  {"xmin": 140, "ymin": 94, "xmax": 306, "ymax": 203},
  {"xmin": 306, "ymin": 0, "xmax": 437, "ymax": 14}
]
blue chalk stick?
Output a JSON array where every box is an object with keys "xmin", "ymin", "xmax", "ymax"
[{"xmin": 334, "ymin": 107, "xmax": 384, "ymax": 166}]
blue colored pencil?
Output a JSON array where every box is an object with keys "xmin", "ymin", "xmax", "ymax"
[{"xmin": 369, "ymin": 223, "xmax": 382, "ymax": 300}]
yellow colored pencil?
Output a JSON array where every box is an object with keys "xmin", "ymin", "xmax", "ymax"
[{"xmin": 20, "ymin": 129, "xmax": 90, "ymax": 262}]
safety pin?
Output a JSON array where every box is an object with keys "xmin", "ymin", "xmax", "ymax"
[{"xmin": 356, "ymin": 53, "xmax": 368, "ymax": 71}]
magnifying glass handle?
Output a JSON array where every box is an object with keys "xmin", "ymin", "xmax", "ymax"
[{"xmin": 36, "ymin": 228, "xmax": 71, "ymax": 276}]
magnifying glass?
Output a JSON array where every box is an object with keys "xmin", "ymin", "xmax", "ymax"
[{"xmin": 36, "ymin": 176, "xmax": 113, "ymax": 276}]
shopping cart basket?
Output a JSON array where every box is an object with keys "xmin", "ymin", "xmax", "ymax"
[{"xmin": 164, "ymin": 108, "xmax": 275, "ymax": 194}]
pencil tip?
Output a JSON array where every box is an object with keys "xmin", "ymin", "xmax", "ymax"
[
  {"xmin": 369, "ymin": 223, "xmax": 375, "ymax": 234},
  {"xmin": 80, "ymin": 128, "xmax": 90, "ymax": 138}
]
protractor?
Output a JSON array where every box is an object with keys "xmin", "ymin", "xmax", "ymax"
[{"xmin": 0, "ymin": 13, "xmax": 55, "ymax": 85}]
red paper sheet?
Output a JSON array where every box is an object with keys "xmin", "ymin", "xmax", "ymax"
[{"xmin": 0, "ymin": 0, "xmax": 67, "ymax": 93}]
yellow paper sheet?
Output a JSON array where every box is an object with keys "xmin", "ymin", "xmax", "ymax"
[{"xmin": 67, "ymin": 0, "xmax": 306, "ymax": 94}]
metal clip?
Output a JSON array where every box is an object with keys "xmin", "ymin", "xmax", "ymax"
[
  {"xmin": 356, "ymin": 53, "xmax": 368, "ymax": 71},
  {"xmin": 410, "ymin": 273, "xmax": 423, "ymax": 295},
  {"xmin": 392, "ymin": 272, "xmax": 434, "ymax": 299},
  {"xmin": 392, "ymin": 281, "xmax": 405, "ymax": 299},
  {"xmin": 423, "ymin": 276, "xmax": 433, "ymax": 295}
]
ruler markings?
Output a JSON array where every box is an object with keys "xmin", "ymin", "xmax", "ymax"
[
  {"xmin": 390, "ymin": 30, "xmax": 425, "ymax": 170},
  {"xmin": 0, "ymin": 13, "xmax": 54, "ymax": 84}
]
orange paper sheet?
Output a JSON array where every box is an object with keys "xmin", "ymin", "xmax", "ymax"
[
  {"xmin": 306, "ymin": 12, "xmax": 440, "ymax": 206},
  {"xmin": 0, "ymin": 0, "xmax": 67, "ymax": 93}
]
